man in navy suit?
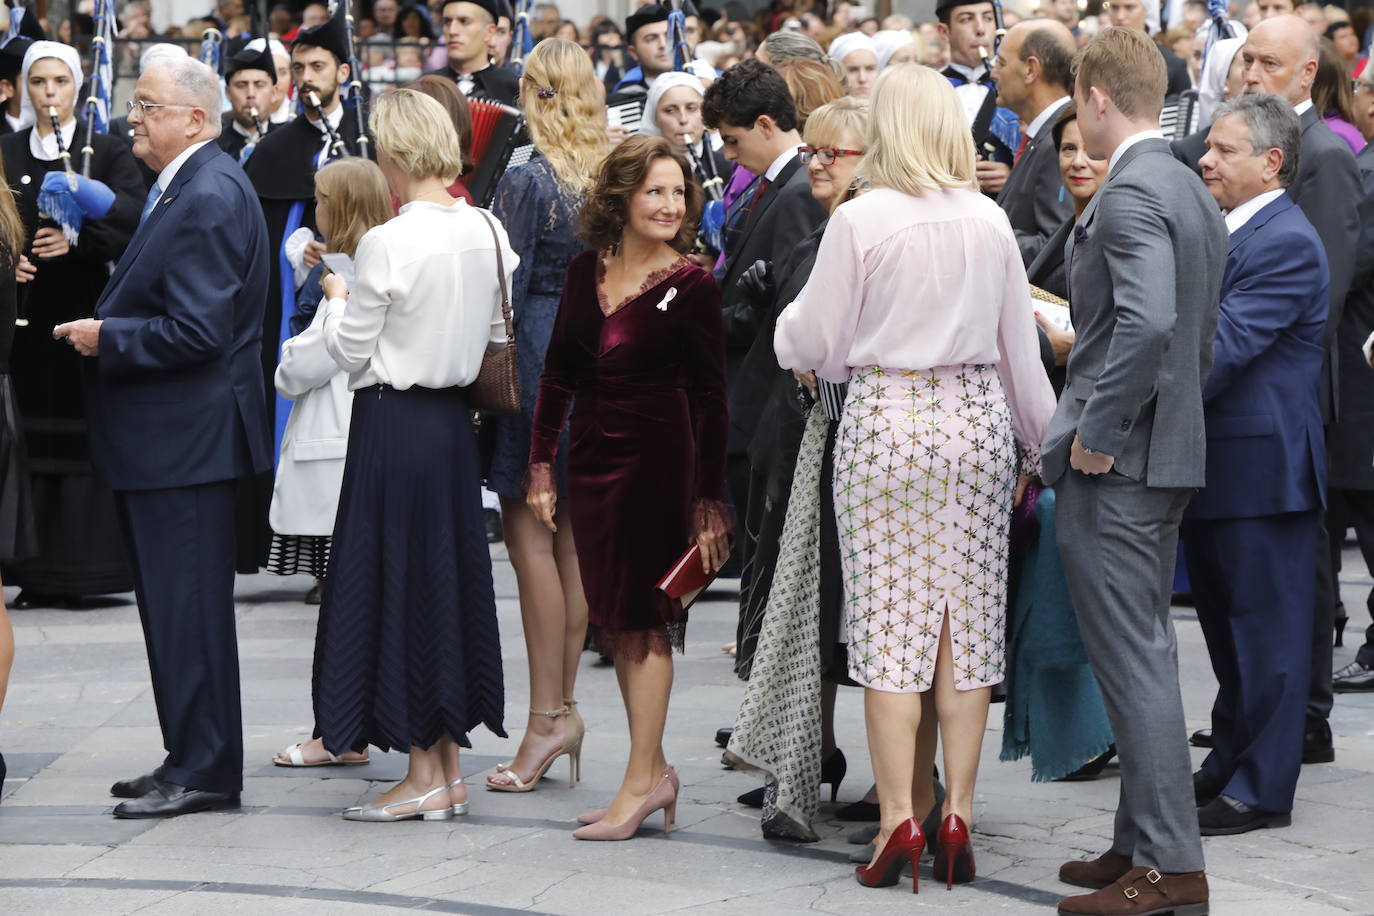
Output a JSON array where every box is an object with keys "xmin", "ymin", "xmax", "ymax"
[
  {"xmin": 1186, "ymin": 94, "xmax": 1328, "ymax": 835},
  {"xmin": 53, "ymin": 57, "xmax": 271, "ymax": 819}
]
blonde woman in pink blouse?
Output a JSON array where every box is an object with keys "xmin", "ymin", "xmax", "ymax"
[{"xmin": 774, "ymin": 63, "xmax": 1056, "ymax": 893}]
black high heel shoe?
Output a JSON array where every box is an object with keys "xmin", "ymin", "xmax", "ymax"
[{"xmin": 737, "ymin": 749, "xmax": 847, "ymax": 808}]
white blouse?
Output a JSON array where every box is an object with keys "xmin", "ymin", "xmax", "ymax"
[
  {"xmin": 775, "ymin": 186, "xmax": 1055, "ymax": 461},
  {"xmin": 321, "ymin": 199, "xmax": 517, "ymax": 391}
]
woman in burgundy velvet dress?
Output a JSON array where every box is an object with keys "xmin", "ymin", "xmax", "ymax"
[{"xmin": 526, "ymin": 136, "xmax": 731, "ymax": 840}]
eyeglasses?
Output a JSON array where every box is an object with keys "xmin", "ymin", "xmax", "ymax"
[
  {"xmin": 126, "ymin": 99, "xmax": 194, "ymax": 118},
  {"xmin": 798, "ymin": 145, "xmax": 863, "ymax": 166}
]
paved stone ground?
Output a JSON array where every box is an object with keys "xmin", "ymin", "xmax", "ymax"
[{"xmin": 1, "ymin": 540, "xmax": 1372, "ymax": 915}]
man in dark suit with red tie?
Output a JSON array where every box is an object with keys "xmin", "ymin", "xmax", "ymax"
[{"xmin": 54, "ymin": 56, "xmax": 271, "ymax": 820}]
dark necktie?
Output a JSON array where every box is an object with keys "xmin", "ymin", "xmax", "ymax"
[{"xmin": 744, "ymin": 177, "xmax": 772, "ymax": 224}]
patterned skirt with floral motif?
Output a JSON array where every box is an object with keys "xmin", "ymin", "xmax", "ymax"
[{"xmin": 835, "ymin": 365, "xmax": 1017, "ymax": 693}]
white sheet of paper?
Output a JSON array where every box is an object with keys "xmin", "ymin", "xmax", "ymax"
[
  {"xmin": 321, "ymin": 253, "xmax": 354, "ymax": 286},
  {"xmin": 1036, "ymin": 301, "xmax": 1073, "ymax": 333}
]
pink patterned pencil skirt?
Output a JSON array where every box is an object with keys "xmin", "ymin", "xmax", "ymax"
[{"xmin": 834, "ymin": 364, "xmax": 1017, "ymax": 693}]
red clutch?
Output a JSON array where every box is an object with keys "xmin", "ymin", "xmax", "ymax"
[{"xmin": 656, "ymin": 544, "xmax": 719, "ymax": 612}]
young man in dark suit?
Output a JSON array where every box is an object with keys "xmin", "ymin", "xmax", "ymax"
[
  {"xmin": 701, "ymin": 57, "xmax": 825, "ymax": 624},
  {"xmin": 1187, "ymin": 94, "xmax": 1329, "ymax": 836},
  {"xmin": 54, "ymin": 56, "xmax": 271, "ymax": 820},
  {"xmin": 427, "ymin": 0, "xmax": 518, "ymax": 105}
]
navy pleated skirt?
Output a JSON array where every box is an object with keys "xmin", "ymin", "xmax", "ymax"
[{"xmin": 313, "ymin": 384, "xmax": 507, "ymax": 755}]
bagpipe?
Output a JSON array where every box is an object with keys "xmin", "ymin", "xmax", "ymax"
[
  {"xmin": 35, "ymin": 0, "xmax": 117, "ymax": 247},
  {"xmin": 340, "ymin": 0, "xmax": 371, "ymax": 159},
  {"xmin": 667, "ymin": 0, "xmax": 724, "ymax": 251}
]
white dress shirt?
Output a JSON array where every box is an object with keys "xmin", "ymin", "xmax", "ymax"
[
  {"xmin": 1224, "ymin": 187, "xmax": 1285, "ymax": 235},
  {"xmin": 1027, "ymin": 96, "xmax": 1072, "ymax": 141},
  {"xmin": 322, "ymin": 199, "xmax": 519, "ymax": 391},
  {"xmin": 28, "ymin": 118, "xmax": 77, "ymax": 162},
  {"xmin": 947, "ymin": 60, "xmax": 988, "ymax": 84},
  {"xmin": 1108, "ymin": 129, "xmax": 1166, "ymax": 174},
  {"xmin": 156, "ymin": 139, "xmax": 214, "ymax": 191},
  {"xmin": 1294, "ymin": 98, "xmax": 1314, "ymax": 117},
  {"xmin": 763, "ymin": 146, "xmax": 796, "ymax": 183}
]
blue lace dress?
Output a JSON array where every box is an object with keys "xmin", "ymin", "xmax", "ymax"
[{"xmin": 486, "ymin": 155, "xmax": 583, "ymax": 499}]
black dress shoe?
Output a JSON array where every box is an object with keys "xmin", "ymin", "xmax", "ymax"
[
  {"xmin": 1193, "ymin": 769, "xmax": 1224, "ymax": 807},
  {"xmin": 11, "ymin": 590, "xmax": 78, "ymax": 610},
  {"xmin": 1198, "ymin": 794, "xmax": 1291, "ymax": 835},
  {"xmin": 1303, "ymin": 719, "xmax": 1335, "ymax": 764},
  {"xmin": 1189, "ymin": 728, "xmax": 1213, "ymax": 748},
  {"xmin": 715, "ymin": 727, "xmax": 733, "ymax": 749},
  {"xmin": 1333, "ymin": 660, "xmax": 1374, "ymax": 692},
  {"xmin": 1056, "ymin": 745, "xmax": 1117, "ymax": 782},
  {"xmin": 112, "ymin": 780, "xmax": 241, "ymax": 819},
  {"xmin": 111, "ymin": 766, "xmax": 166, "ymax": 799}
]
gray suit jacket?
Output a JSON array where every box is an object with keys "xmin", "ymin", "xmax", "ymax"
[
  {"xmin": 1041, "ymin": 137, "xmax": 1227, "ymax": 489},
  {"xmin": 997, "ymin": 101, "xmax": 1075, "ymax": 266}
]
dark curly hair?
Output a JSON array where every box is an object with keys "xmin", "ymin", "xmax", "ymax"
[
  {"xmin": 702, "ymin": 57, "xmax": 798, "ymax": 132},
  {"xmin": 580, "ymin": 135, "xmax": 704, "ymax": 253}
]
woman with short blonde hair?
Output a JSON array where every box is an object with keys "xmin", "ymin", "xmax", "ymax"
[
  {"xmin": 369, "ymin": 87, "xmax": 465, "ymax": 185},
  {"xmin": 775, "ymin": 63, "xmax": 1056, "ymax": 889},
  {"xmin": 309, "ymin": 88, "xmax": 514, "ymax": 823}
]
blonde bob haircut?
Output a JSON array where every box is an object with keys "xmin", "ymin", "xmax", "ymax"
[
  {"xmin": 856, "ymin": 63, "xmax": 976, "ymax": 195},
  {"xmin": 803, "ymin": 96, "xmax": 868, "ymax": 150},
  {"xmin": 370, "ymin": 88, "xmax": 464, "ymax": 184},
  {"xmin": 521, "ymin": 37, "xmax": 611, "ymax": 194},
  {"xmin": 314, "ymin": 157, "xmax": 393, "ymax": 259}
]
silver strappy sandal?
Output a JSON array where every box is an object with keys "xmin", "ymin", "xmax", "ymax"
[{"xmin": 341, "ymin": 783, "xmax": 453, "ymax": 822}]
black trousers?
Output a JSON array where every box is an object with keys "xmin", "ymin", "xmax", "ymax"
[
  {"xmin": 115, "ymin": 480, "xmax": 243, "ymax": 794},
  {"xmin": 1328, "ymin": 488, "xmax": 1374, "ymax": 668}
]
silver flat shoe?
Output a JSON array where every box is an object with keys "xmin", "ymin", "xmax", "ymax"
[
  {"xmin": 448, "ymin": 777, "xmax": 468, "ymax": 816},
  {"xmin": 341, "ymin": 783, "xmax": 453, "ymax": 822}
]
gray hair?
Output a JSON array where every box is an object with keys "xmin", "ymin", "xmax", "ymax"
[
  {"xmin": 762, "ymin": 30, "xmax": 825, "ymax": 66},
  {"xmin": 1212, "ymin": 93, "xmax": 1300, "ymax": 187},
  {"xmin": 146, "ymin": 57, "xmax": 223, "ymax": 138},
  {"xmin": 139, "ymin": 42, "xmax": 188, "ymax": 73}
]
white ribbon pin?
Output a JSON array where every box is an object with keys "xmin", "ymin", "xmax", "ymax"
[{"xmin": 655, "ymin": 287, "xmax": 678, "ymax": 311}]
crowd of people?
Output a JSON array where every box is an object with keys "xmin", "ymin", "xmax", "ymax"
[{"xmin": 0, "ymin": 0, "xmax": 1370, "ymax": 913}]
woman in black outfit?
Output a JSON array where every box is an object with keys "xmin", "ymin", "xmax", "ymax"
[{"xmin": 0, "ymin": 41, "xmax": 143, "ymax": 608}]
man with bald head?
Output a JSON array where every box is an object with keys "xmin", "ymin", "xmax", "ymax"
[
  {"xmin": 992, "ymin": 18, "xmax": 1077, "ymax": 264},
  {"xmin": 1240, "ymin": 12, "xmax": 1360, "ymax": 768},
  {"xmin": 53, "ymin": 56, "xmax": 271, "ymax": 819}
]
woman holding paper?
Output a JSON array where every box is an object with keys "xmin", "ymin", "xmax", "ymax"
[{"xmin": 526, "ymin": 135, "xmax": 730, "ymax": 841}]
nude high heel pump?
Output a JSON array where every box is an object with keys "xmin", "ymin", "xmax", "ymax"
[
  {"xmin": 572, "ymin": 768, "xmax": 678, "ymax": 841},
  {"xmin": 486, "ymin": 706, "xmax": 584, "ymax": 792}
]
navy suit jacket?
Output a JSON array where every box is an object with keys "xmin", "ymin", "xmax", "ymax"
[
  {"xmin": 87, "ymin": 141, "xmax": 272, "ymax": 491},
  {"xmin": 1187, "ymin": 193, "xmax": 1328, "ymax": 520}
]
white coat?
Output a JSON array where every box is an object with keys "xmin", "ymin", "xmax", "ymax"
[{"xmin": 269, "ymin": 295, "xmax": 352, "ymax": 537}]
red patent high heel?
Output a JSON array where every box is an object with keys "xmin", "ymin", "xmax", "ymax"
[
  {"xmin": 933, "ymin": 813, "xmax": 976, "ymax": 889},
  {"xmin": 854, "ymin": 817, "xmax": 925, "ymax": 893}
]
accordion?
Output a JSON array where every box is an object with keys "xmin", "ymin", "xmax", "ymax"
[{"xmin": 467, "ymin": 98, "xmax": 533, "ymax": 207}]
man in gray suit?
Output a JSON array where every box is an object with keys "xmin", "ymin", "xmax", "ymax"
[
  {"xmin": 993, "ymin": 18, "xmax": 1076, "ymax": 264},
  {"xmin": 1049, "ymin": 28, "xmax": 1226, "ymax": 916},
  {"xmin": 1238, "ymin": 13, "xmax": 1360, "ymax": 765}
]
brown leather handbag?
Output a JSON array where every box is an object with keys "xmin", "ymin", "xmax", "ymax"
[{"xmin": 465, "ymin": 209, "xmax": 520, "ymax": 416}]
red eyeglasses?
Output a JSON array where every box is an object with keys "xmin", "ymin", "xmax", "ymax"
[{"xmin": 798, "ymin": 145, "xmax": 864, "ymax": 166}]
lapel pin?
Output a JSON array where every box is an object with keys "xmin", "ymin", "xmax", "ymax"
[{"xmin": 655, "ymin": 288, "xmax": 677, "ymax": 311}]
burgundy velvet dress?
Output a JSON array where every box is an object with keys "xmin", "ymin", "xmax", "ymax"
[{"xmin": 528, "ymin": 249, "xmax": 730, "ymax": 660}]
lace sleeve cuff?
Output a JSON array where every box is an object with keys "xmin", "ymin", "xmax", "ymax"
[
  {"xmin": 692, "ymin": 498, "xmax": 733, "ymax": 540},
  {"xmin": 523, "ymin": 462, "xmax": 556, "ymax": 498},
  {"xmin": 1018, "ymin": 441, "xmax": 1043, "ymax": 479}
]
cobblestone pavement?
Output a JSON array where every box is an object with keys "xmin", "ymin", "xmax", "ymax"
[{"xmin": 1, "ymin": 542, "xmax": 1371, "ymax": 915}]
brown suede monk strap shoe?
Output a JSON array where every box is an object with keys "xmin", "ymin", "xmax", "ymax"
[
  {"xmin": 1057, "ymin": 866, "xmax": 1208, "ymax": 916},
  {"xmin": 1059, "ymin": 850, "xmax": 1134, "ymax": 889}
]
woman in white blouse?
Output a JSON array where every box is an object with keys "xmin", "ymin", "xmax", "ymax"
[
  {"xmin": 775, "ymin": 64, "xmax": 1056, "ymax": 891},
  {"xmin": 311, "ymin": 89, "xmax": 514, "ymax": 823}
]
